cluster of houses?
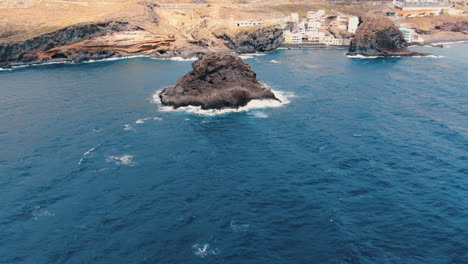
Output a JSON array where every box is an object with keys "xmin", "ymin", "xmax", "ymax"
[
  {"xmin": 283, "ymin": 10, "xmax": 359, "ymax": 46},
  {"xmin": 394, "ymin": 0, "xmax": 455, "ymax": 17}
]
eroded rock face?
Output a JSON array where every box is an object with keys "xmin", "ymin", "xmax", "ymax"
[
  {"xmin": 0, "ymin": 21, "xmax": 140, "ymax": 63},
  {"xmin": 213, "ymin": 25, "xmax": 283, "ymax": 54},
  {"xmin": 347, "ymin": 16, "xmax": 424, "ymax": 57},
  {"xmin": 159, "ymin": 52, "xmax": 278, "ymax": 110}
]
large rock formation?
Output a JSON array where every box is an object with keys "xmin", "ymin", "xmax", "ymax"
[
  {"xmin": 347, "ymin": 16, "xmax": 424, "ymax": 57},
  {"xmin": 159, "ymin": 52, "xmax": 278, "ymax": 110},
  {"xmin": 0, "ymin": 21, "xmax": 138, "ymax": 63},
  {"xmin": 0, "ymin": 20, "xmax": 181, "ymax": 66},
  {"xmin": 213, "ymin": 25, "xmax": 283, "ymax": 53}
]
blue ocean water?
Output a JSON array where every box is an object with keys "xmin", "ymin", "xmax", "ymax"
[{"xmin": 0, "ymin": 44, "xmax": 467, "ymax": 264}]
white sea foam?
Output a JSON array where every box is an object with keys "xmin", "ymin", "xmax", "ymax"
[
  {"xmin": 135, "ymin": 117, "xmax": 151, "ymax": 124},
  {"xmin": 78, "ymin": 144, "xmax": 99, "ymax": 165},
  {"xmin": 0, "ymin": 54, "xmax": 200, "ymax": 72},
  {"xmin": 250, "ymin": 111, "xmax": 269, "ymax": 118},
  {"xmin": 32, "ymin": 206, "xmax": 55, "ymax": 220},
  {"xmin": 192, "ymin": 243, "xmax": 220, "ymax": 258},
  {"xmin": 106, "ymin": 155, "xmax": 136, "ymax": 166},
  {"xmin": 168, "ymin": 57, "xmax": 198, "ymax": 61},
  {"xmin": 239, "ymin": 55, "xmax": 254, "ymax": 59},
  {"xmin": 346, "ymin": 54, "xmax": 379, "ymax": 59},
  {"xmin": 152, "ymin": 88, "xmax": 292, "ymax": 116},
  {"xmin": 123, "ymin": 124, "xmax": 135, "ymax": 131},
  {"xmin": 347, "ymin": 54, "xmax": 443, "ymax": 59},
  {"xmin": 239, "ymin": 53, "xmax": 267, "ymax": 60},
  {"xmin": 414, "ymin": 55, "xmax": 444, "ymax": 58},
  {"xmin": 230, "ymin": 220, "xmax": 250, "ymax": 232},
  {"xmin": 83, "ymin": 55, "xmax": 147, "ymax": 64},
  {"xmin": 153, "ymin": 117, "xmax": 163, "ymax": 121},
  {"xmin": 270, "ymin": 60, "xmax": 280, "ymax": 64}
]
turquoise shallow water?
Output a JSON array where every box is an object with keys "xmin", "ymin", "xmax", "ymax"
[{"xmin": 0, "ymin": 44, "xmax": 467, "ymax": 264}]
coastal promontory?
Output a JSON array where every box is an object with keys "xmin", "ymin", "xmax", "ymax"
[
  {"xmin": 159, "ymin": 52, "xmax": 278, "ymax": 110},
  {"xmin": 347, "ymin": 16, "xmax": 424, "ymax": 57}
]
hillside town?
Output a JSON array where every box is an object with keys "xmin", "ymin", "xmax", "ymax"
[
  {"xmin": 279, "ymin": 0, "xmax": 463, "ymax": 46},
  {"xmin": 282, "ymin": 10, "xmax": 359, "ymax": 46}
]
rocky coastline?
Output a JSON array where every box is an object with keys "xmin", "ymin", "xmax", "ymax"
[
  {"xmin": 0, "ymin": 12, "xmax": 466, "ymax": 69},
  {"xmin": 0, "ymin": 18, "xmax": 285, "ymax": 69}
]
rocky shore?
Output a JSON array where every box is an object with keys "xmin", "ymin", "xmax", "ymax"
[
  {"xmin": 0, "ymin": 0, "xmax": 465, "ymax": 67},
  {"xmin": 0, "ymin": 18, "xmax": 284, "ymax": 69},
  {"xmin": 159, "ymin": 52, "xmax": 278, "ymax": 110}
]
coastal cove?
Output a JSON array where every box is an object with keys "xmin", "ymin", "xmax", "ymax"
[{"xmin": 0, "ymin": 44, "xmax": 467, "ymax": 263}]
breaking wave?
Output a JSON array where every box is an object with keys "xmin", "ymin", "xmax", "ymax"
[
  {"xmin": 167, "ymin": 57, "xmax": 198, "ymax": 61},
  {"xmin": 123, "ymin": 124, "xmax": 135, "ymax": 131},
  {"xmin": 239, "ymin": 53, "xmax": 267, "ymax": 60},
  {"xmin": 106, "ymin": 155, "xmax": 136, "ymax": 166},
  {"xmin": 152, "ymin": 88, "xmax": 293, "ymax": 116},
  {"xmin": 78, "ymin": 144, "xmax": 99, "ymax": 165},
  {"xmin": 0, "ymin": 55, "xmax": 199, "ymax": 72},
  {"xmin": 347, "ymin": 54, "xmax": 444, "ymax": 59},
  {"xmin": 32, "ymin": 206, "xmax": 55, "ymax": 220},
  {"xmin": 192, "ymin": 243, "xmax": 220, "ymax": 258},
  {"xmin": 250, "ymin": 111, "xmax": 269, "ymax": 118}
]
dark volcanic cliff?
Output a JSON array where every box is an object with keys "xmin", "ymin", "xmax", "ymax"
[
  {"xmin": 213, "ymin": 25, "xmax": 283, "ymax": 54},
  {"xmin": 347, "ymin": 16, "xmax": 424, "ymax": 57},
  {"xmin": 0, "ymin": 21, "xmax": 140, "ymax": 64},
  {"xmin": 159, "ymin": 52, "xmax": 278, "ymax": 110}
]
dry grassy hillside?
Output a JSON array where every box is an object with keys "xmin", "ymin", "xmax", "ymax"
[{"xmin": 0, "ymin": 0, "xmax": 332, "ymax": 43}]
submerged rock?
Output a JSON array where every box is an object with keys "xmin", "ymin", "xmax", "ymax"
[
  {"xmin": 347, "ymin": 16, "xmax": 426, "ymax": 57},
  {"xmin": 159, "ymin": 52, "xmax": 278, "ymax": 110}
]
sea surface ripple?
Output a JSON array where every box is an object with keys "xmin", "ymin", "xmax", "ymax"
[{"xmin": 0, "ymin": 44, "xmax": 467, "ymax": 264}]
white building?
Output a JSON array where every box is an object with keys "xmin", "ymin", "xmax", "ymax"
[
  {"xmin": 306, "ymin": 31, "xmax": 325, "ymax": 42},
  {"xmin": 323, "ymin": 36, "xmax": 334, "ymax": 46},
  {"xmin": 291, "ymin": 13, "xmax": 299, "ymax": 22},
  {"xmin": 306, "ymin": 21, "xmax": 322, "ymax": 32},
  {"xmin": 401, "ymin": 0, "xmax": 451, "ymax": 10},
  {"xmin": 399, "ymin": 27, "xmax": 416, "ymax": 42},
  {"xmin": 307, "ymin": 10, "xmax": 326, "ymax": 20},
  {"xmin": 332, "ymin": 38, "xmax": 345, "ymax": 45},
  {"xmin": 298, "ymin": 22, "xmax": 306, "ymax": 34},
  {"xmin": 348, "ymin": 16, "xmax": 359, "ymax": 33},
  {"xmin": 291, "ymin": 33, "xmax": 303, "ymax": 44}
]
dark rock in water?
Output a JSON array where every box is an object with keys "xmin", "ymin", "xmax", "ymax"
[
  {"xmin": 159, "ymin": 52, "xmax": 278, "ymax": 110},
  {"xmin": 347, "ymin": 16, "xmax": 427, "ymax": 57},
  {"xmin": 213, "ymin": 25, "xmax": 283, "ymax": 53}
]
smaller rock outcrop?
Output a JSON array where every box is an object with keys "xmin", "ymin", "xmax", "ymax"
[
  {"xmin": 347, "ymin": 16, "xmax": 425, "ymax": 57},
  {"xmin": 213, "ymin": 25, "xmax": 283, "ymax": 53},
  {"xmin": 159, "ymin": 52, "xmax": 278, "ymax": 110}
]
